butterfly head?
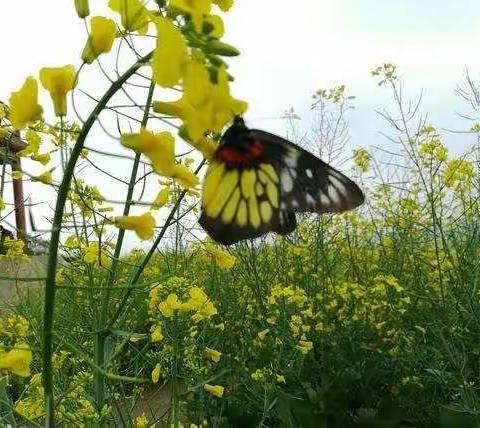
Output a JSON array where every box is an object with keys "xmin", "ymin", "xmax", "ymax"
[{"xmin": 220, "ymin": 116, "xmax": 249, "ymax": 147}]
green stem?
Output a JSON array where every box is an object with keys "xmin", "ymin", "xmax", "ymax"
[
  {"xmin": 54, "ymin": 332, "xmax": 149, "ymax": 384},
  {"xmin": 42, "ymin": 51, "xmax": 152, "ymax": 427},
  {"xmin": 93, "ymin": 79, "xmax": 156, "ymax": 419},
  {"xmin": 0, "ymin": 377, "xmax": 16, "ymax": 427}
]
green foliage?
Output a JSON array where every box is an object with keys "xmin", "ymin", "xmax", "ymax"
[{"xmin": 4, "ymin": 67, "xmax": 480, "ymax": 427}]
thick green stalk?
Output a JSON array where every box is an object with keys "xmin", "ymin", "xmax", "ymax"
[
  {"xmin": 42, "ymin": 51, "xmax": 152, "ymax": 427},
  {"xmin": 94, "ymin": 79, "xmax": 156, "ymax": 416}
]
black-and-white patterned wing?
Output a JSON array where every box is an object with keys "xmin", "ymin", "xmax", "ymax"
[{"xmin": 249, "ymin": 129, "xmax": 365, "ymax": 214}]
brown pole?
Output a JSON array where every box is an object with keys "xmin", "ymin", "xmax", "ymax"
[{"xmin": 11, "ymin": 157, "xmax": 27, "ymax": 239}]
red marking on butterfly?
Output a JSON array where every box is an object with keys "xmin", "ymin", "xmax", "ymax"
[{"xmin": 217, "ymin": 140, "xmax": 264, "ymax": 166}]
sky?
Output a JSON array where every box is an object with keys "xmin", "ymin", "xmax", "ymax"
[{"xmin": 1, "ymin": 0, "xmax": 480, "ymax": 247}]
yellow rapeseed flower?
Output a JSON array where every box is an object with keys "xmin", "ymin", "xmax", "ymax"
[
  {"xmin": 115, "ymin": 212, "xmax": 156, "ymax": 240},
  {"xmin": 183, "ymin": 287, "xmax": 207, "ymax": 311},
  {"xmin": 183, "ymin": 59, "xmax": 212, "ymax": 106},
  {"xmin": 152, "ymin": 187, "xmax": 170, "ymax": 210},
  {"xmin": 204, "ymin": 14, "xmax": 224, "ymax": 38},
  {"xmin": 17, "ymin": 129, "xmax": 41, "ymax": 157},
  {"xmin": 0, "ymin": 315, "xmax": 29, "ymax": 338},
  {"xmin": 214, "ymin": 248, "xmax": 235, "ymax": 269},
  {"xmin": 134, "ymin": 413, "xmax": 150, "ymax": 428},
  {"xmin": 121, "ymin": 129, "xmax": 198, "ymax": 188},
  {"xmin": 151, "ymin": 363, "xmax": 161, "ymax": 383},
  {"xmin": 158, "ymin": 293, "xmax": 182, "ymax": 317},
  {"xmin": 152, "ymin": 17, "xmax": 188, "ymax": 87},
  {"xmin": 188, "ymin": 137, "xmax": 218, "ymax": 160},
  {"xmin": 8, "ymin": 77, "xmax": 43, "ymax": 130},
  {"xmin": 180, "ymin": 287, "xmax": 218, "ymax": 321},
  {"xmin": 201, "ymin": 243, "xmax": 235, "ymax": 269},
  {"xmin": 204, "ymin": 347, "xmax": 222, "ymax": 362},
  {"xmin": 31, "ymin": 152, "xmax": 51, "ymax": 165},
  {"xmin": 203, "ymin": 383, "xmax": 224, "ymax": 398},
  {"xmin": 207, "ymin": 67, "xmax": 247, "ymax": 131},
  {"xmin": 444, "ymin": 159, "xmax": 474, "ymax": 190},
  {"xmin": 39, "ymin": 65, "xmax": 77, "ymax": 116},
  {"xmin": 251, "ymin": 369, "xmax": 264, "ymax": 381},
  {"xmin": 296, "ymin": 340, "xmax": 313, "ymax": 355},
  {"xmin": 169, "ymin": 163, "xmax": 199, "ymax": 189},
  {"xmin": 153, "ymin": 67, "xmax": 247, "ymax": 142},
  {"xmin": 170, "ymin": 0, "xmax": 212, "ymax": 32},
  {"xmin": 82, "ymin": 16, "xmax": 118, "ymax": 64},
  {"xmin": 83, "ymin": 242, "xmax": 111, "ymax": 266},
  {"xmin": 0, "ymin": 345, "xmax": 32, "ymax": 377},
  {"xmin": 121, "ymin": 129, "xmax": 175, "ymax": 174},
  {"xmin": 266, "ymin": 317, "xmax": 277, "ymax": 325},
  {"xmin": 150, "ymin": 325, "xmax": 164, "ymax": 342},
  {"xmin": 257, "ymin": 329, "xmax": 269, "ymax": 341},
  {"xmin": 352, "ymin": 148, "xmax": 371, "ymax": 173},
  {"xmin": 109, "ymin": 0, "xmax": 150, "ymax": 34},
  {"xmin": 34, "ymin": 170, "xmax": 53, "ymax": 185}
]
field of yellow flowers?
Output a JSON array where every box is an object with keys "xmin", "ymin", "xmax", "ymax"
[{"xmin": 2, "ymin": 1, "xmax": 480, "ymax": 427}]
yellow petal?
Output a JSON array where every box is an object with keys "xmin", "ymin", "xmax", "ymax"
[
  {"xmin": 31, "ymin": 152, "xmax": 51, "ymax": 165},
  {"xmin": 170, "ymin": 0, "xmax": 212, "ymax": 32},
  {"xmin": 34, "ymin": 170, "xmax": 53, "ymax": 185},
  {"xmin": 152, "ymin": 187, "xmax": 170, "ymax": 210},
  {"xmin": 40, "ymin": 65, "xmax": 77, "ymax": 116},
  {"xmin": 121, "ymin": 129, "xmax": 176, "ymax": 175},
  {"xmin": 204, "ymin": 14, "xmax": 224, "ymax": 38},
  {"xmin": 8, "ymin": 77, "xmax": 43, "ymax": 130},
  {"xmin": 203, "ymin": 383, "xmax": 224, "ymax": 398},
  {"xmin": 115, "ymin": 212, "xmax": 155, "ymax": 240},
  {"xmin": 183, "ymin": 59, "xmax": 212, "ymax": 106},
  {"xmin": 204, "ymin": 347, "xmax": 222, "ymax": 362},
  {"xmin": 82, "ymin": 16, "xmax": 118, "ymax": 64},
  {"xmin": 152, "ymin": 17, "xmax": 187, "ymax": 87},
  {"xmin": 109, "ymin": 0, "xmax": 150, "ymax": 34},
  {"xmin": 151, "ymin": 363, "xmax": 161, "ymax": 383},
  {"xmin": 0, "ymin": 345, "xmax": 32, "ymax": 377},
  {"xmin": 170, "ymin": 163, "xmax": 199, "ymax": 189}
]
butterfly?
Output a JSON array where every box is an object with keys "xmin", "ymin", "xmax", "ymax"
[{"xmin": 199, "ymin": 116, "xmax": 365, "ymax": 245}]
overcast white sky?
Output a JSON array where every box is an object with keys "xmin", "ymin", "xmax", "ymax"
[{"xmin": 1, "ymin": 0, "xmax": 480, "ymax": 247}]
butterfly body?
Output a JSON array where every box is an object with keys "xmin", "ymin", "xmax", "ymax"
[{"xmin": 199, "ymin": 117, "xmax": 364, "ymax": 245}]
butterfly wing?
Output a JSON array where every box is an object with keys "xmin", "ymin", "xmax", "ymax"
[
  {"xmin": 249, "ymin": 129, "xmax": 365, "ymax": 214},
  {"xmin": 199, "ymin": 122, "xmax": 364, "ymax": 245},
  {"xmin": 199, "ymin": 160, "xmax": 290, "ymax": 245}
]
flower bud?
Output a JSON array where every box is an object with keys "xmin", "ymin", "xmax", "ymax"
[
  {"xmin": 205, "ymin": 40, "xmax": 240, "ymax": 57},
  {"xmin": 74, "ymin": 0, "xmax": 90, "ymax": 18}
]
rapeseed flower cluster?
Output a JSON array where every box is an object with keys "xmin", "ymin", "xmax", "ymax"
[
  {"xmin": 0, "ymin": 315, "xmax": 32, "ymax": 378},
  {"xmin": 14, "ymin": 354, "xmax": 97, "ymax": 424},
  {"xmin": 197, "ymin": 242, "xmax": 236, "ymax": 269}
]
